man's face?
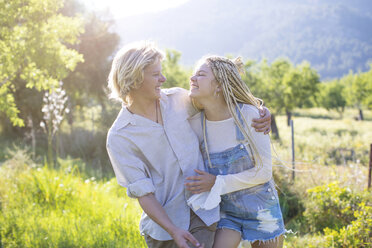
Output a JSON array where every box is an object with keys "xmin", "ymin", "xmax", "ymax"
[{"xmin": 134, "ymin": 59, "xmax": 166, "ymax": 101}]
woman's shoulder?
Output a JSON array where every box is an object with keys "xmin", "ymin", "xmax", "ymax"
[
  {"xmin": 241, "ymin": 104, "xmax": 260, "ymax": 120},
  {"xmin": 162, "ymin": 87, "xmax": 188, "ymax": 97}
]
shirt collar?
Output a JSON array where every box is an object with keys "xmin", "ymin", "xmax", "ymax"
[
  {"xmin": 114, "ymin": 104, "xmax": 136, "ymax": 130},
  {"xmin": 115, "ymin": 90, "xmax": 169, "ymax": 130}
]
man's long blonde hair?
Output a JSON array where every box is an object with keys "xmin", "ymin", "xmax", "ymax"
[
  {"xmin": 107, "ymin": 41, "xmax": 164, "ymax": 105},
  {"xmin": 200, "ymin": 55, "xmax": 264, "ymax": 168}
]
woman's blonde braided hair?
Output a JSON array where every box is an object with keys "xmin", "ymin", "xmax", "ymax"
[{"xmin": 204, "ymin": 55, "xmax": 264, "ymax": 169}]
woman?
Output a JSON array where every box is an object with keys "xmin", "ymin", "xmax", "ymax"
[{"xmin": 185, "ymin": 56, "xmax": 285, "ymax": 248}]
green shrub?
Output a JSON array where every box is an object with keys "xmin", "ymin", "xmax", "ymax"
[
  {"xmin": 58, "ymin": 128, "xmax": 113, "ymax": 178},
  {"xmin": 304, "ymin": 181, "xmax": 367, "ymax": 233},
  {"xmin": 322, "ymin": 202, "xmax": 372, "ymax": 247},
  {"xmin": 273, "ymin": 171, "xmax": 305, "ymax": 224}
]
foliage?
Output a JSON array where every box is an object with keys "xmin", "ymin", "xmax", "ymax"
[
  {"xmin": 272, "ymin": 169, "xmax": 303, "ymax": 222},
  {"xmin": 282, "ymin": 61, "xmax": 320, "ymax": 113},
  {"xmin": 58, "ymin": 127, "xmax": 113, "ymax": 178},
  {"xmin": 0, "ymin": 0, "xmax": 84, "ymax": 126},
  {"xmin": 0, "ymin": 153, "xmax": 146, "ymax": 248},
  {"xmin": 304, "ymin": 182, "xmax": 369, "ymax": 233},
  {"xmin": 343, "ymin": 71, "xmax": 369, "ymax": 109},
  {"xmin": 243, "ymin": 58, "xmax": 320, "ymax": 137},
  {"xmin": 162, "ymin": 49, "xmax": 191, "ymax": 89},
  {"xmin": 317, "ymin": 80, "xmax": 347, "ymax": 117},
  {"xmin": 322, "ymin": 202, "xmax": 372, "ymax": 248},
  {"xmin": 62, "ymin": 2, "xmax": 120, "ymax": 110}
]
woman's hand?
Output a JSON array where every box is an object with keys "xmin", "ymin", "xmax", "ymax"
[
  {"xmin": 252, "ymin": 106, "xmax": 271, "ymax": 134},
  {"xmin": 185, "ymin": 169, "xmax": 216, "ymax": 194}
]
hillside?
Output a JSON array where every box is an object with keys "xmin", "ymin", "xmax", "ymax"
[{"xmin": 114, "ymin": 0, "xmax": 372, "ymax": 79}]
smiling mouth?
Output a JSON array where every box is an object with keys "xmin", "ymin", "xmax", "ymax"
[{"xmin": 190, "ymin": 84, "xmax": 199, "ymax": 89}]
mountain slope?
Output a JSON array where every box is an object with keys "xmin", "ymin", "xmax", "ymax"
[{"xmin": 115, "ymin": 0, "xmax": 372, "ymax": 79}]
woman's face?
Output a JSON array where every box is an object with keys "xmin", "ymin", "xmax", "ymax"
[{"xmin": 189, "ymin": 62, "xmax": 218, "ymax": 100}]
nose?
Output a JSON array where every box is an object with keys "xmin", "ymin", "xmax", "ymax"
[
  {"xmin": 190, "ymin": 75, "xmax": 196, "ymax": 82},
  {"xmin": 160, "ymin": 73, "xmax": 166, "ymax": 83}
]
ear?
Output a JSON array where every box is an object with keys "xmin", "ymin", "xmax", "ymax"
[{"xmin": 215, "ymin": 84, "xmax": 222, "ymax": 92}]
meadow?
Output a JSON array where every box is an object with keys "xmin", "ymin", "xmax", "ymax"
[{"xmin": 0, "ymin": 108, "xmax": 371, "ymax": 248}]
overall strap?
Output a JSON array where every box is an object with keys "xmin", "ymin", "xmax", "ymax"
[
  {"xmin": 235, "ymin": 103, "xmax": 245, "ymax": 142},
  {"xmin": 200, "ymin": 111, "xmax": 205, "ymax": 149},
  {"xmin": 201, "ymin": 110, "xmax": 213, "ymax": 168},
  {"xmin": 234, "ymin": 103, "xmax": 257, "ymax": 166}
]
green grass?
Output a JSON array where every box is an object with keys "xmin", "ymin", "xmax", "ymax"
[
  {"xmin": 1, "ymin": 107, "xmax": 372, "ymax": 247},
  {"xmin": 273, "ymin": 108, "xmax": 372, "ymax": 168},
  {"xmin": 0, "ymin": 154, "xmax": 146, "ymax": 248},
  {"xmin": 270, "ymin": 108, "xmax": 372, "ymax": 247}
]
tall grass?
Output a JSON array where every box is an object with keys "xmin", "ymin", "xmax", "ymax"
[
  {"xmin": 0, "ymin": 151, "xmax": 146, "ymax": 248},
  {"xmin": 270, "ymin": 109, "xmax": 372, "ymax": 247},
  {"xmin": 1, "ymin": 108, "xmax": 371, "ymax": 247},
  {"xmin": 273, "ymin": 109, "xmax": 372, "ymax": 168}
]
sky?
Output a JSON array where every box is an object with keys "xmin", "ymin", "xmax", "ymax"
[{"xmin": 85, "ymin": 0, "xmax": 190, "ymax": 19}]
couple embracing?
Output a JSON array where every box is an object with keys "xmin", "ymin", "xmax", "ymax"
[{"xmin": 106, "ymin": 41, "xmax": 285, "ymax": 248}]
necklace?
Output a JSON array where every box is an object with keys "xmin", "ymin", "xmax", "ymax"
[
  {"xmin": 155, "ymin": 100, "xmax": 159, "ymax": 124},
  {"xmin": 127, "ymin": 100, "xmax": 159, "ymax": 124}
]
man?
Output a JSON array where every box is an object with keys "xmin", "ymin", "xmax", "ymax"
[{"xmin": 106, "ymin": 41, "xmax": 271, "ymax": 248}]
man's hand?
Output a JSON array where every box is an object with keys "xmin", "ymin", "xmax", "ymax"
[
  {"xmin": 171, "ymin": 227, "xmax": 204, "ymax": 248},
  {"xmin": 252, "ymin": 106, "xmax": 271, "ymax": 134},
  {"xmin": 185, "ymin": 169, "xmax": 216, "ymax": 194},
  {"xmin": 138, "ymin": 194, "xmax": 203, "ymax": 248}
]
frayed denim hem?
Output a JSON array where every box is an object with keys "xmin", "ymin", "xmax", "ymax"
[{"xmin": 241, "ymin": 229, "xmax": 286, "ymax": 245}]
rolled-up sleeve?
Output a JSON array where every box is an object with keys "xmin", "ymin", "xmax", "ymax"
[{"xmin": 106, "ymin": 131, "xmax": 155, "ymax": 198}]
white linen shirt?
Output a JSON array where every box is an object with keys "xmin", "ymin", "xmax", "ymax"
[{"xmin": 106, "ymin": 87, "xmax": 219, "ymax": 241}]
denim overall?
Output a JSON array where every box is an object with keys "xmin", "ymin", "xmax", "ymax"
[{"xmin": 200, "ymin": 105, "xmax": 285, "ymax": 242}]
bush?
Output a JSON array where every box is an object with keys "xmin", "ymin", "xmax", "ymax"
[
  {"xmin": 304, "ymin": 181, "xmax": 368, "ymax": 233},
  {"xmin": 59, "ymin": 128, "xmax": 113, "ymax": 178},
  {"xmin": 323, "ymin": 202, "xmax": 372, "ymax": 247},
  {"xmin": 273, "ymin": 170, "xmax": 305, "ymax": 224}
]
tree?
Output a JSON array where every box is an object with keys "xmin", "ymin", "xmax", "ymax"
[
  {"xmin": 282, "ymin": 62, "xmax": 320, "ymax": 125},
  {"xmin": 162, "ymin": 49, "xmax": 191, "ymax": 89},
  {"xmin": 317, "ymin": 80, "xmax": 347, "ymax": 118},
  {"xmin": 62, "ymin": 6, "xmax": 120, "ymax": 125},
  {"xmin": 363, "ymin": 64, "xmax": 372, "ymax": 110},
  {"xmin": 0, "ymin": 0, "xmax": 84, "ymax": 127},
  {"xmin": 244, "ymin": 59, "xmax": 292, "ymax": 139},
  {"xmin": 243, "ymin": 58, "xmax": 319, "ymax": 138},
  {"xmin": 343, "ymin": 70, "xmax": 370, "ymax": 120}
]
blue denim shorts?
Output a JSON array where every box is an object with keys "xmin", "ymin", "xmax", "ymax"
[
  {"xmin": 217, "ymin": 180, "xmax": 286, "ymax": 242},
  {"xmin": 201, "ymin": 145, "xmax": 286, "ymax": 242}
]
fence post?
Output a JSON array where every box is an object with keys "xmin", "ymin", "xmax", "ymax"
[
  {"xmin": 291, "ymin": 120, "xmax": 295, "ymax": 181},
  {"xmin": 368, "ymin": 144, "xmax": 371, "ymax": 189}
]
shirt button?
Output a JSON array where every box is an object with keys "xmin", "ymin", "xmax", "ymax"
[{"xmin": 268, "ymin": 188, "xmax": 272, "ymax": 192}]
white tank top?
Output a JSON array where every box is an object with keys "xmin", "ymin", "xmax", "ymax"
[{"xmin": 205, "ymin": 118, "xmax": 240, "ymax": 153}]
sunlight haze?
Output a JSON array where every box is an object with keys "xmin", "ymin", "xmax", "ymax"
[{"xmin": 86, "ymin": 0, "xmax": 190, "ymax": 19}]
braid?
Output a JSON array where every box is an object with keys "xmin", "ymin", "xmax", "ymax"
[{"xmin": 206, "ymin": 56, "xmax": 264, "ymax": 169}]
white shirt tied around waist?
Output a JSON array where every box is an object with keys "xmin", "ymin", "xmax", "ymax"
[
  {"xmin": 187, "ymin": 104, "xmax": 273, "ymax": 211},
  {"xmin": 106, "ymin": 87, "xmax": 219, "ymax": 241}
]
